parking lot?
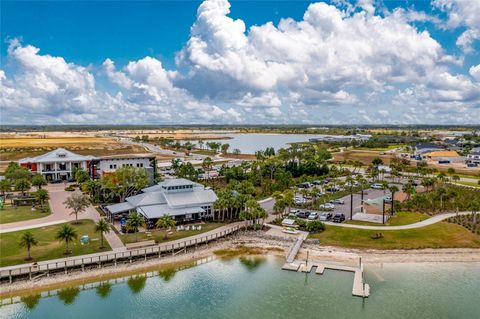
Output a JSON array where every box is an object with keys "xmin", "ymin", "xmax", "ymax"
[{"xmin": 292, "ymin": 187, "xmax": 391, "ymax": 222}]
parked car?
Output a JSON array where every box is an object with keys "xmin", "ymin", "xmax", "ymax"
[
  {"xmin": 319, "ymin": 203, "xmax": 335, "ymax": 210},
  {"xmin": 371, "ymin": 183, "xmax": 383, "ymax": 189},
  {"xmin": 312, "ymin": 180, "xmax": 322, "ymax": 185},
  {"xmin": 346, "ymin": 181, "xmax": 359, "ymax": 187},
  {"xmin": 319, "ymin": 212, "xmax": 333, "ymax": 221},
  {"xmin": 326, "ymin": 186, "xmax": 341, "ymax": 192},
  {"xmin": 296, "ymin": 211, "xmax": 310, "ymax": 219},
  {"xmin": 308, "ymin": 212, "xmax": 319, "ymax": 220},
  {"xmin": 50, "ymin": 179, "xmax": 63, "ymax": 184},
  {"xmin": 324, "ymin": 179, "xmax": 330, "ymax": 184},
  {"xmin": 294, "ymin": 197, "xmax": 307, "ymax": 205},
  {"xmin": 298, "ymin": 182, "xmax": 312, "ymax": 189},
  {"xmin": 330, "ymin": 199, "xmax": 345, "ymax": 205},
  {"xmin": 384, "ymin": 196, "xmax": 392, "ymax": 202},
  {"xmin": 332, "ymin": 213, "xmax": 346, "ymax": 223},
  {"xmin": 290, "ymin": 209, "xmax": 300, "ymax": 215}
]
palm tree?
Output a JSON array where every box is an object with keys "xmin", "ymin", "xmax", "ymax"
[
  {"xmin": 155, "ymin": 214, "xmax": 176, "ymax": 240},
  {"xmin": 202, "ymin": 157, "xmax": 213, "ymax": 180},
  {"xmin": 19, "ymin": 231, "xmax": 37, "ymax": 260},
  {"xmin": 388, "ymin": 185, "xmax": 399, "ymax": 216},
  {"xmin": 34, "ymin": 189, "xmax": 49, "ymax": 212},
  {"xmin": 63, "ymin": 193, "xmax": 90, "ymax": 224},
  {"xmin": 95, "ymin": 219, "xmax": 110, "ymax": 249},
  {"xmin": 56, "ymin": 224, "xmax": 78, "ymax": 255},
  {"xmin": 126, "ymin": 212, "xmax": 145, "ymax": 242}
]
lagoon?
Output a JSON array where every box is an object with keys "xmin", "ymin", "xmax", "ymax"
[
  {"xmin": 185, "ymin": 133, "xmax": 329, "ymax": 154},
  {"xmin": 1, "ymin": 256, "xmax": 479, "ymax": 319}
]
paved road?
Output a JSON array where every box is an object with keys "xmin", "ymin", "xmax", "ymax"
[{"xmin": 324, "ymin": 211, "xmax": 472, "ymax": 230}]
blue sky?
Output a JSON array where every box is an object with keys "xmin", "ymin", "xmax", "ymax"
[{"xmin": 1, "ymin": 0, "xmax": 479, "ymax": 125}]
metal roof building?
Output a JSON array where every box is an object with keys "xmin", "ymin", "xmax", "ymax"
[{"xmin": 105, "ymin": 178, "xmax": 217, "ymax": 223}]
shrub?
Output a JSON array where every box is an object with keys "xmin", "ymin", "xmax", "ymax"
[
  {"xmin": 305, "ymin": 220, "xmax": 326, "ymax": 233},
  {"xmin": 64, "ymin": 185, "xmax": 76, "ymax": 192}
]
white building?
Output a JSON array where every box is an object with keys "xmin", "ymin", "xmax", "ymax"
[
  {"xmin": 467, "ymin": 147, "xmax": 480, "ymax": 165},
  {"xmin": 105, "ymin": 178, "xmax": 217, "ymax": 223},
  {"xmin": 90, "ymin": 154, "xmax": 156, "ymax": 183},
  {"xmin": 19, "ymin": 148, "xmax": 93, "ymax": 181}
]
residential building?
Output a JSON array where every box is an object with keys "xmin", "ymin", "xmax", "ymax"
[
  {"xmin": 466, "ymin": 147, "xmax": 480, "ymax": 165},
  {"xmin": 90, "ymin": 154, "xmax": 156, "ymax": 184},
  {"xmin": 105, "ymin": 178, "xmax": 217, "ymax": 224},
  {"xmin": 414, "ymin": 143, "xmax": 444, "ymax": 156},
  {"xmin": 19, "ymin": 148, "xmax": 93, "ymax": 181}
]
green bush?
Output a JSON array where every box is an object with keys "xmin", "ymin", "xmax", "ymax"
[
  {"xmin": 305, "ymin": 220, "xmax": 326, "ymax": 233},
  {"xmin": 64, "ymin": 185, "xmax": 76, "ymax": 192}
]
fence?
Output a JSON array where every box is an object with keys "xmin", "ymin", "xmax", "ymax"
[{"xmin": 1, "ymin": 221, "xmax": 251, "ymax": 283}]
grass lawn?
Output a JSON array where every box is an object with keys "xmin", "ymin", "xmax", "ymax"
[
  {"xmin": 345, "ymin": 212, "xmax": 429, "ymax": 227},
  {"xmin": 456, "ymin": 181, "xmax": 480, "ymax": 188},
  {"xmin": 0, "ymin": 205, "xmax": 51, "ymax": 224},
  {"xmin": 119, "ymin": 222, "xmax": 225, "ymax": 245},
  {"xmin": 310, "ymin": 222, "xmax": 480, "ymax": 249},
  {"xmin": 0, "ymin": 220, "xmax": 111, "ymax": 267}
]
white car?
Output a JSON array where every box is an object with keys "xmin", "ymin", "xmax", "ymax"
[
  {"xmin": 308, "ymin": 212, "xmax": 319, "ymax": 220},
  {"xmin": 330, "ymin": 199, "xmax": 345, "ymax": 205},
  {"xmin": 319, "ymin": 203, "xmax": 335, "ymax": 210},
  {"xmin": 294, "ymin": 197, "xmax": 306, "ymax": 205},
  {"xmin": 371, "ymin": 183, "xmax": 383, "ymax": 189}
]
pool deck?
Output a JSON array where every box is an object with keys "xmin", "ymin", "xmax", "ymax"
[{"xmin": 282, "ymin": 260, "xmax": 370, "ymax": 297}]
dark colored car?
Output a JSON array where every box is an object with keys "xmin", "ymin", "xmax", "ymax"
[
  {"xmin": 298, "ymin": 182, "xmax": 312, "ymax": 189},
  {"xmin": 296, "ymin": 211, "xmax": 310, "ymax": 219},
  {"xmin": 332, "ymin": 213, "xmax": 346, "ymax": 223},
  {"xmin": 312, "ymin": 180, "xmax": 322, "ymax": 185},
  {"xmin": 50, "ymin": 179, "xmax": 63, "ymax": 184}
]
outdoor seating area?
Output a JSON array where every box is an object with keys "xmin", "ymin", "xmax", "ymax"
[{"xmin": 176, "ymin": 224, "xmax": 202, "ymax": 231}]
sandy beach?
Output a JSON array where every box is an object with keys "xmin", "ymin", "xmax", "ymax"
[{"xmin": 2, "ymin": 232, "xmax": 480, "ymax": 298}]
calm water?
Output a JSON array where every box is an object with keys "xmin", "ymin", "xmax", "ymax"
[
  {"xmin": 186, "ymin": 133, "xmax": 330, "ymax": 154},
  {"xmin": 1, "ymin": 256, "xmax": 479, "ymax": 319}
]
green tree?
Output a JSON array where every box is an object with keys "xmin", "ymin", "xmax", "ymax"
[
  {"xmin": 126, "ymin": 212, "xmax": 145, "ymax": 242},
  {"xmin": 15, "ymin": 178, "xmax": 31, "ymax": 196},
  {"xmin": 372, "ymin": 157, "xmax": 383, "ymax": 168},
  {"xmin": 95, "ymin": 218, "xmax": 111, "ymax": 249},
  {"xmin": 31, "ymin": 174, "xmax": 47, "ymax": 190},
  {"xmin": 155, "ymin": 214, "xmax": 176, "ymax": 240},
  {"xmin": 5, "ymin": 162, "xmax": 30, "ymax": 181},
  {"xmin": 74, "ymin": 169, "xmax": 90, "ymax": 183},
  {"xmin": 63, "ymin": 193, "xmax": 90, "ymax": 223},
  {"xmin": 19, "ymin": 231, "xmax": 38, "ymax": 260},
  {"xmin": 202, "ymin": 157, "xmax": 213, "ymax": 179},
  {"xmin": 0, "ymin": 179, "xmax": 11, "ymax": 195},
  {"xmin": 221, "ymin": 143, "xmax": 230, "ymax": 154},
  {"xmin": 102, "ymin": 167, "xmax": 149, "ymax": 202},
  {"xmin": 34, "ymin": 189, "xmax": 49, "ymax": 211},
  {"xmin": 56, "ymin": 224, "xmax": 78, "ymax": 255},
  {"xmin": 388, "ymin": 185, "xmax": 399, "ymax": 215}
]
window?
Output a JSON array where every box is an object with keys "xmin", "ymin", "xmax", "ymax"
[{"xmin": 109, "ymin": 165, "xmax": 113, "ymax": 169}]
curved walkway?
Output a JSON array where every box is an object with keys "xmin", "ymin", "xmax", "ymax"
[{"xmin": 324, "ymin": 211, "xmax": 472, "ymax": 230}]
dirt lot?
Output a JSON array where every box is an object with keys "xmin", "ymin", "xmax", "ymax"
[{"xmin": 0, "ymin": 136, "xmax": 147, "ymax": 162}]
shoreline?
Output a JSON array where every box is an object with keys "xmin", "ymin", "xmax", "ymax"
[{"xmin": 2, "ymin": 233, "xmax": 480, "ymax": 298}]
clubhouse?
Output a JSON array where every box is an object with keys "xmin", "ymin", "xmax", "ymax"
[{"xmin": 105, "ymin": 178, "xmax": 217, "ymax": 224}]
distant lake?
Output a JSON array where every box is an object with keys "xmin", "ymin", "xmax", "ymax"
[
  {"xmin": 184, "ymin": 133, "xmax": 329, "ymax": 154},
  {"xmin": 2, "ymin": 256, "xmax": 479, "ymax": 319}
]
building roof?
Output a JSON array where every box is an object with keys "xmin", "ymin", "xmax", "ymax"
[
  {"xmin": 415, "ymin": 142, "xmax": 442, "ymax": 150},
  {"xmin": 164, "ymin": 189, "xmax": 218, "ymax": 208},
  {"xmin": 18, "ymin": 148, "xmax": 94, "ymax": 164},
  {"xmin": 138, "ymin": 205, "xmax": 204, "ymax": 219},
  {"xmin": 126, "ymin": 192, "xmax": 167, "ymax": 207},
  {"xmin": 424, "ymin": 151, "xmax": 460, "ymax": 157},
  {"xmin": 470, "ymin": 147, "xmax": 480, "ymax": 155},
  {"xmin": 105, "ymin": 202, "xmax": 135, "ymax": 214},
  {"xmin": 107, "ymin": 178, "xmax": 217, "ymax": 218},
  {"xmin": 157, "ymin": 178, "xmax": 200, "ymax": 188},
  {"xmin": 95, "ymin": 154, "xmax": 155, "ymax": 160}
]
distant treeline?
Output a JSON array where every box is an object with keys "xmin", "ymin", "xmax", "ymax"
[{"xmin": 1, "ymin": 124, "xmax": 479, "ymax": 133}]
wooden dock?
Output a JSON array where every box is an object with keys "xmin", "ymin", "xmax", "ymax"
[{"xmin": 282, "ymin": 260, "xmax": 370, "ymax": 298}]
